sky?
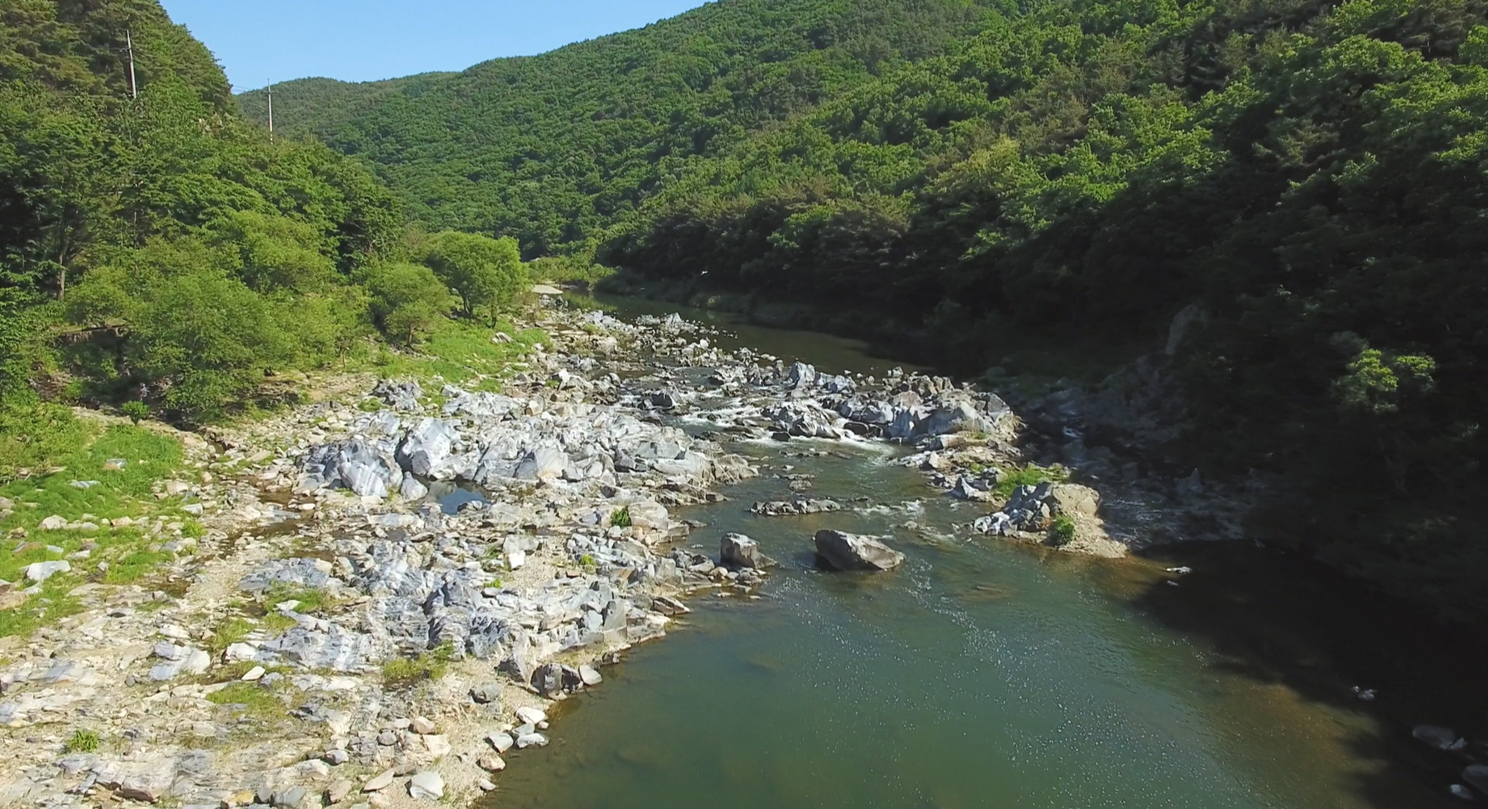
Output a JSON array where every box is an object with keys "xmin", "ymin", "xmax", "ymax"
[{"xmin": 159, "ymin": 0, "xmax": 710, "ymax": 92}]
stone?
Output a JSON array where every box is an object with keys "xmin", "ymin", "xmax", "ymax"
[
  {"xmin": 578, "ymin": 665, "xmax": 603, "ymax": 687},
  {"xmin": 408, "ymin": 771, "xmax": 445, "ymax": 801},
  {"xmin": 1413, "ymin": 725, "xmax": 1465, "ymax": 750},
  {"xmin": 477, "ymin": 755, "xmax": 506, "ymax": 773},
  {"xmin": 326, "ymin": 779, "xmax": 354, "ymax": 804},
  {"xmin": 813, "ymin": 530, "xmax": 905, "ymax": 572},
  {"xmin": 1465, "ymin": 765, "xmax": 1488, "ymax": 794},
  {"xmin": 23, "ymin": 560, "xmax": 70, "ymax": 582},
  {"xmin": 362, "ymin": 769, "xmax": 396, "ymax": 792},
  {"xmin": 532, "ymin": 662, "xmax": 565, "ymax": 696},
  {"xmin": 720, "ymin": 533, "xmax": 762, "ymax": 569},
  {"xmin": 487, "ymin": 732, "xmax": 515, "ymax": 754},
  {"xmin": 422, "ymin": 734, "xmax": 451, "ymax": 757},
  {"xmin": 515, "ymin": 706, "xmax": 547, "ymax": 725},
  {"xmin": 409, "ymin": 716, "xmax": 436, "ymax": 735},
  {"xmin": 118, "ymin": 769, "xmax": 174, "ymax": 803},
  {"xmin": 515, "ymin": 732, "xmax": 549, "ymax": 749},
  {"xmin": 275, "ymin": 786, "xmax": 308, "ymax": 808},
  {"xmin": 38, "ymin": 515, "xmax": 67, "ymax": 531},
  {"xmin": 399, "ymin": 474, "xmax": 429, "ymax": 501},
  {"xmin": 242, "ymin": 665, "xmax": 267, "ymax": 682},
  {"xmin": 470, "ymin": 682, "xmax": 502, "ymax": 704},
  {"xmin": 324, "ymin": 748, "xmax": 350, "ymax": 765}
]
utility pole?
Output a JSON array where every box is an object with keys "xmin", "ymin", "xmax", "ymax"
[
  {"xmin": 267, "ymin": 80, "xmax": 274, "ymax": 137},
  {"xmin": 125, "ymin": 29, "xmax": 138, "ymax": 99}
]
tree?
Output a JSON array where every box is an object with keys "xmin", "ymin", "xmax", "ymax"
[
  {"xmin": 364, "ymin": 262, "xmax": 453, "ymax": 345},
  {"xmin": 421, "ymin": 231, "xmax": 527, "ymax": 322}
]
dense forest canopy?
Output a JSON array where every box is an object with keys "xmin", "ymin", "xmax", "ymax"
[
  {"xmin": 0, "ymin": 0, "xmax": 522, "ymax": 432},
  {"xmin": 243, "ymin": 0, "xmax": 1488, "ymax": 622}
]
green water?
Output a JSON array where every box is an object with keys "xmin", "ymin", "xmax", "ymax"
[{"xmin": 490, "ymin": 297, "xmax": 1474, "ymax": 808}]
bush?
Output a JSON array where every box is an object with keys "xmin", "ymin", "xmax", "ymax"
[
  {"xmin": 1049, "ymin": 515, "xmax": 1076, "ymax": 547},
  {"xmin": 121, "ymin": 401, "xmax": 149, "ymax": 423}
]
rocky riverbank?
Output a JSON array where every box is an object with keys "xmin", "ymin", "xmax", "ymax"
[{"xmin": 0, "ymin": 296, "xmax": 1216, "ymax": 809}]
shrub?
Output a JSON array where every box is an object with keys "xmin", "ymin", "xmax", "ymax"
[
  {"xmin": 1049, "ymin": 515, "xmax": 1076, "ymax": 547},
  {"xmin": 610, "ymin": 506, "xmax": 632, "ymax": 528},
  {"xmin": 121, "ymin": 401, "xmax": 149, "ymax": 424}
]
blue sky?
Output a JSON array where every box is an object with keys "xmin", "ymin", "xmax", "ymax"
[{"xmin": 160, "ymin": 0, "xmax": 710, "ymax": 92}]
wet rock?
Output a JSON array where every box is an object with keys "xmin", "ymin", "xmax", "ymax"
[
  {"xmin": 1465, "ymin": 765, "xmax": 1488, "ymax": 793},
  {"xmin": 516, "ymin": 732, "xmax": 549, "ymax": 749},
  {"xmin": 1413, "ymin": 725, "xmax": 1466, "ymax": 750},
  {"xmin": 720, "ymin": 533, "xmax": 762, "ymax": 569},
  {"xmin": 532, "ymin": 662, "xmax": 565, "ymax": 697},
  {"xmin": 515, "ymin": 706, "xmax": 547, "ymax": 725},
  {"xmin": 814, "ymin": 530, "xmax": 905, "ymax": 572},
  {"xmin": 478, "ymin": 755, "xmax": 507, "ymax": 773},
  {"xmin": 762, "ymin": 401, "xmax": 844, "ymax": 439},
  {"xmin": 751, "ymin": 499, "xmax": 843, "ymax": 517},
  {"xmin": 487, "ymin": 732, "xmax": 515, "ymax": 753},
  {"xmin": 579, "ymin": 664, "xmax": 603, "ymax": 686}
]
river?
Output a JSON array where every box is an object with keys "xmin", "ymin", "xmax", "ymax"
[{"xmin": 487, "ymin": 294, "xmax": 1478, "ymax": 808}]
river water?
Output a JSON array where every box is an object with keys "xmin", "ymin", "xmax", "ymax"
[{"xmin": 489, "ymin": 295, "xmax": 1479, "ymax": 809}]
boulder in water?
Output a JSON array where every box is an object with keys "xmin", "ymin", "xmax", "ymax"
[
  {"xmin": 720, "ymin": 533, "xmax": 762, "ymax": 569},
  {"xmin": 814, "ymin": 530, "xmax": 905, "ymax": 572}
]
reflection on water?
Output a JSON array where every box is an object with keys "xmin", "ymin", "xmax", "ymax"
[
  {"xmin": 491, "ymin": 444, "xmax": 1458, "ymax": 809},
  {"xmin": 486, "ymin": 295, "xmax": 1472, "ymax": 809}
]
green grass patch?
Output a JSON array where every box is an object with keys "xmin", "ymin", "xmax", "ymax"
[
  {"xmin": 208, "ymin": 616, "xmax": 256, "ymax": 653},
  {"xmin": 63, "ymin": 729, "xmax": 101, "ymax": 753},
  {"xmin": 103, "ymin": 547, "xmax": 176, "ymax": 584},
  {"xmin": 357, "ymin": 317, "xmax": 545, "ymax": 387},
  {"xmin": 264, "ymin": 584, "xmax": 335, "ymax": 616},
  {"xmin": 381, "ymin": 642, "xmax": 455, "ymax": 689},
  {"xmin": 610, "ymin": 506, "xmax": 632, "ymax": 528},
  {"xmin": 993, "ymin": 465, "xmax": 1069, "ymax": 499},
  {"xmin": 206, "ymin": 682, "xmax": 286, "ymax": 718}
]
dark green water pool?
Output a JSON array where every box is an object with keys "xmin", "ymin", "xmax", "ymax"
[{"xmin": 488, "ymin": 296, "xmax": 1478, "ymax": 808}]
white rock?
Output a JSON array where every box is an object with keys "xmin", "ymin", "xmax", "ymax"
[
  {"xmin": 363, "ymin": 769, "xmax": 396, "ymax": 792},
  {"xmin": 410, "ymin": 716, "xmax": 436, "ymax": 735},
  {"xmin": 241, "ymin": 666, "xmax": 266, "ymax": 681},
  {"xmin": 515, "ymin": 706, "xmax": 546, "ymax": 725},
  {"xmin": 422, "ymin": 734, "xmax": 451, "ymax": 757},
  {"xmin": 23, "ymin": 560, "xmax": 70, "ymax": 582},
  {"xmin": 38, "ymin": 515, "xmax": 67, "ymax": 531},
  {"xmin": 408, "ymin": 771, "xmax": 444, "ymax": 801}
]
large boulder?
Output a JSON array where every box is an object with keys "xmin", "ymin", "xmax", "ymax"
[
  {"xmin": 762, "ymin": 401, "xmax": 843, "ymax": 439},
  {"xmin": 720, "ymin": 534, "xmax": 762, "ymax": 569},
  {"xmin": 813, "ymin": 530, "xmax": 905, "ymax": 572},
  {"xmin": 396, "ymin": 418, "xmax": 460, "ymax": 479},
  {"xmin": 514, "ymin": 446, "xmax": 568, "ymax": 482},
  {"xmin": 372, "ymin": 378, "xmax": 423, "ymax": 411},
  {"xmin": 303, "ymin": 440, "xmax": 402, "ymax": 498}
]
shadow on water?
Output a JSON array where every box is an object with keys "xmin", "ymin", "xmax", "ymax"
[{"xmin": 1113, "ymin": 541, "xmax": 1488, "ymax": 808}]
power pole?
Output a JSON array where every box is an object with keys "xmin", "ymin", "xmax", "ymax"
[
  {"xmin": 267, "ymin": 80, "xmax": 274, "ymax": 137},
  {"xmin": 125, "ymin": 29, "xmax": 138, "ymax": 99}
]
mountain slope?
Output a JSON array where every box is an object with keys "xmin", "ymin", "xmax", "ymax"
[{"xmin": 235, "ymin": 0, "xmax": 1008, "ymax": 253}]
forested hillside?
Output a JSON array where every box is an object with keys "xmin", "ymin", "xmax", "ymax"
[
  {"xmin": 244, "ymin": 0, "xmax": 1488, "ymax": 622},
  {"xmin": 1, "ymin": 0, "xmax": 526, "ymax": 453},
  {"xmin": 600, "ymin": 0, "xmax": 1488, "ymax": 619},
  {"xmin": 237, "ymin": 0, "xmax": 1007, "ymax": 254}
]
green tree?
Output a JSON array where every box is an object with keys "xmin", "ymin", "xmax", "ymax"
[
  {"xmin": 421, "ymin": 231, "xmax": 527, "ymax": 321},
  {"xmin": 364, "ymin": 262, "xmax": 454, "ymax": 345}
]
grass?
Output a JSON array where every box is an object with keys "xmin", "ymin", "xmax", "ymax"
[
  {"xmin": 264, "ymin": 584, "xmax": 335, "ymax": 616},
  {"xmin": 208, "ymin": 616, "xmax": 257, "ymax": 653},
  {"xmin": 63, "ymin": 729, "xmax": 100, "ymax": 753},
  {"xmin": 206, "ymin": 682, "xmax": 287, "ymax": 719},
  {"xmin": 358, "ymin": 318, "xmax": 546, "ymax": 388},
  {"xmin": 993, "ymin": 465, "xmax": 1070, "ymax": 499},
  {"xmin": 0, "ymin": 421, "xmax": 189, "ymax": 638},
  {"xmin": 381, "ymin": 642, "xmax": 455, "ymax": 689},
  {"xmin": 610, "ymin": 506, "xmax": 632, "ymax": 528}
]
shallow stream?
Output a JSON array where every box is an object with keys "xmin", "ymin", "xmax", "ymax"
[{"xmin": 486, "ymin": 296, "xmax": 1480, "ymax": 808}]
